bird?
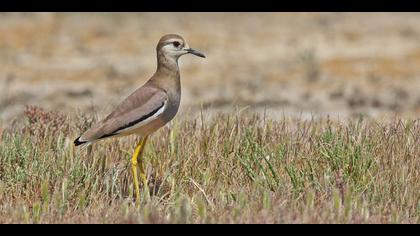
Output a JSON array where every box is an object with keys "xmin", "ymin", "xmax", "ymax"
[{"xmin": 73, "ymin": 34, "xmax": 205, "ymax": 206}]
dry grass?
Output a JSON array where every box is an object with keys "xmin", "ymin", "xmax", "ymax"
[
  {"xmin": 0, "ymin": 13, "xmax": 419, "ymax": 224},
  {"xmin": 1, "ymin": 13, "xmax": 420, "ymax": 124},
  {"xmin": 0, "ymin": 106, "xmax": 418, "ymax": 223}
]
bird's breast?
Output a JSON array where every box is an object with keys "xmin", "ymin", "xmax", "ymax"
[{"xmin": 162, "ymin": 94, "xmax": 181, "ymax": 122}]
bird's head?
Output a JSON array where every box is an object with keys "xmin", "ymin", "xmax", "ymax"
[{"xmin": 157, "ymin": 34, "xmax": 205, "ymax": 61}]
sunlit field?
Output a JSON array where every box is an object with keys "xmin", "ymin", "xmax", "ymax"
[
  {"xmin": 0, "ymin": 106, "xmax": 418, "ymax": 223},
  {"xmin": 0, "ymin": 13, "xmax": 419, "ymax": 223}
]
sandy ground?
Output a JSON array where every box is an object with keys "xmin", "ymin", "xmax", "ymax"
[{"xmin": 1, "ymin": 13, "xmax": 420, "ymax": 127}]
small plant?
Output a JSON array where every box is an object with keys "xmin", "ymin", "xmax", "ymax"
[
  {"xmin": 298, "ymin": 49, "xmax": 321, "ymax": 82},
  {"xmin": 0, "ymin": 108, "xmax": 418, "ymax": 223}
]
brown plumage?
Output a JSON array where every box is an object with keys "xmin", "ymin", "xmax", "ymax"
[
  {"xmin": 74, "ymin": 34, "xmax": 205, "ymax": 146},
  {"xmin": 74, "ymin": 34, "xmax": 205, "ymax": 205}
]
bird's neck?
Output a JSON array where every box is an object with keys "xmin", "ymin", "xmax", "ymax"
[
  {"xmin": 156, "ymin": 53, "xmax": 180, "ymax": 77},
  {"xmin": 152, "ymin": 53, "xmax": 181, "ymax": 94}
]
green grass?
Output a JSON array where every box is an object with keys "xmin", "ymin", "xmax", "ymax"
[{"xmin": 0, "ymin": 106, "xmax": 418, "ymax": 223}]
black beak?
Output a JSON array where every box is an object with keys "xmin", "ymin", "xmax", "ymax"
[{"xmin": 185, "ymin": 48, "xmax": 206, "ymax": 58}]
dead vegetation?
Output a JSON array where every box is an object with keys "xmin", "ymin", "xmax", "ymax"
[
  {"xmin": 0, "ymin": 12, "xmax": 419, "ymax": 224},
  {"xmin": 0, "ymin": 106, "xmax": 418, "ymax": 223},
  {"xmin": 1, "ymin": 13, "xmax": 420, "ymax": 124}
]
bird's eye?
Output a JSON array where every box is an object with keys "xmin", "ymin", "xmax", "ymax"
[{"xmin": 172, "ymin": 41, "xmax": 180, "ymax": 47}]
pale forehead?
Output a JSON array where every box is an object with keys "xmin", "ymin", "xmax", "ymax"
[
  {"xmin": 162, "ymin": 38, "xmax": 185, "ymax": 45},
  {"xmin": 157, "ymin": 34, "xmax": 187, "ymax": 51}
]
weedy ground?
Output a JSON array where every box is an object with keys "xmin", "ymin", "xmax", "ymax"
[{"xmin": 0, "ymin": 106, "xmax": 418, "ymax": 223}]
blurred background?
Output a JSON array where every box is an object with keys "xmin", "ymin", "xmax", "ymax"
[{"xmin": 1, "ymin": 12, "xmax": 420, "ymax": 127}]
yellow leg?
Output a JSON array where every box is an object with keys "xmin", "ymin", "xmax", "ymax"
[
  {"xmin": 131, "ymin": 136, "xmax": 148, "ymax": 206},
  {"xmin": 138, "ymin": 136, "xmax": 149, "ymax": 188}
]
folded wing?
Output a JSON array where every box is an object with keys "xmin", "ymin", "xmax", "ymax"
[{"xmin": 75, "ymin": 84, "xmax": 168, "ymax": 145}]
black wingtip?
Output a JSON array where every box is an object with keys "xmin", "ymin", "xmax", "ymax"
[{"xmin": 74, "ymin": 136, "xmax": 87, "ymax": 146}]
